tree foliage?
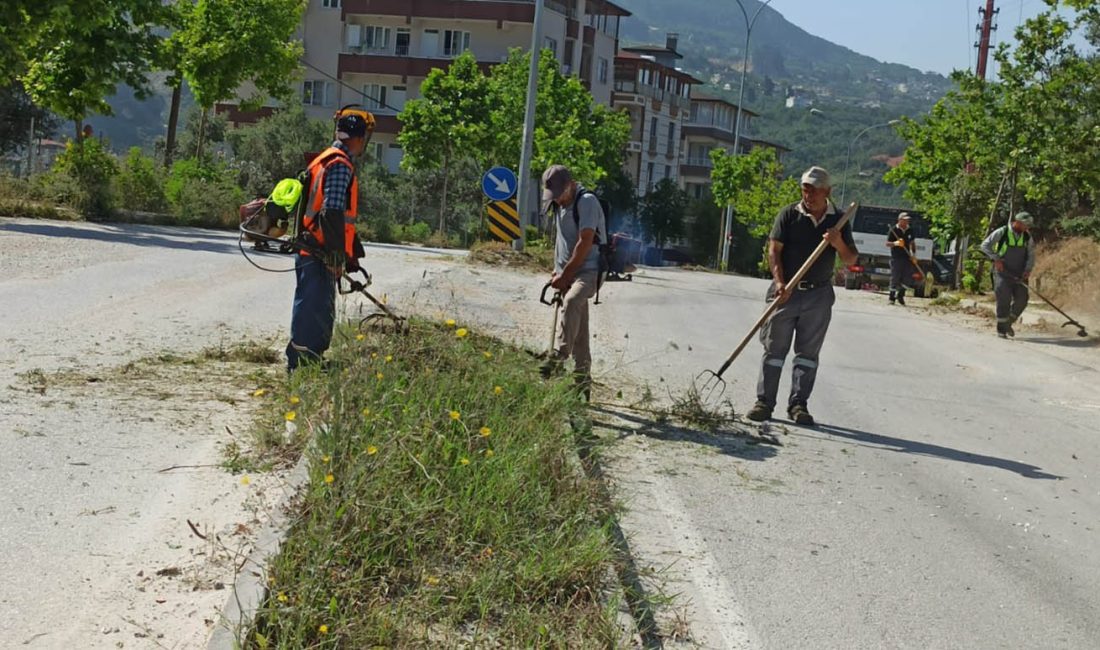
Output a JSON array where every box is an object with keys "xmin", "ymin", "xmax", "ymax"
[
  {"xmin": 638, "ymin": 178, "xmax": 689, "ymax": 251},
  {"xmin": 710, "ymin": 146, "xmax": 799, "ymax": 239},
  {"xmin": 0, "ymin": 82, "xmax": 58, "ymax": 155},
  {"xmin": 886, "ymin": 1, "xmax": 1100, "ymax": 241},
  {"xmin": 227, "ymin": 105, "xmax": 330, "ymax": 197}
]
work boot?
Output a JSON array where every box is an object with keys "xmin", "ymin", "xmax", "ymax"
[
  {"xmin": 746, "ymin": 401, "xmax": 773, "ymax": 422},
  {"xmin": 1006, "ymin": 322, "xmax": 1016, "ymax": 338},
  {"xmin": 897, "ymin": 289, "xmax": 906, "ymax": 306},
  {"xmin": 788, "ymin": 403, "xmax": 816, "ymax": 426},
  {"xmin": 888, "ymin": 291, "xmax": 896, "ymax": 305},
  {"xmin": 539, "ymin": 358, "xmax": 564, "ymax": 379}
]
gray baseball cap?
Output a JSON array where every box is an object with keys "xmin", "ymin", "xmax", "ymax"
[
  {"xmin": 800, "ymin": 166, "xmax": 831, "ymax": 189},
  {"xmin": 1013, "ymin": 211, "xmax": 1035, "ymax": 227},
  {"xmin": 542, "ymin": 165, "xmax": 573, "ymax": 203}
]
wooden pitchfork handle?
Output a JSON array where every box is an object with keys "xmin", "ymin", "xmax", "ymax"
[{"xmin": 709, "ymin": 202, "xmax": 857, "ymax": 381}]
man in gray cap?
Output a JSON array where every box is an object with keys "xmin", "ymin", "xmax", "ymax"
[
  {"xmin": 980, "ymin": 211, "xmax": 1036, "ymax": 338},
  {"xmin": 886, "ymin": 212, "xmax": 916, "ymax": 305},
  {"xmin": 747, "ymin": 165, "xmax": 858, "ymax": 426},
  {"xmin": 539, "ymin": 164, "xmax": 607, "ymax": 398}
]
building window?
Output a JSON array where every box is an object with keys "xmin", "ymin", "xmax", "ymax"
[
  {"xmin": 443, "ymin": 30, "xmax": 471, "ymax": 57},
  {"xmin": 544, "ymin": 36, "xmax": 558, "ymax": 58},
  {"xmin": 598, "ymin": 57, "xmax": 608, "ymax": 84},
  {"xmin": 363, "ymin": 26, "xmax": 391, "ymax": 51},
  {"xmin": 667, "ymin": 122, "xmax": 676, "ymax": 155},
  {"xmin": 646, "ymin": 163, "xmax": 655, "ymax": 192},
  {"xmin": 395, "ymin": 29, "xmax": 411, "ymax": 56},
  {"xmin": 370, "ymin": 142, "xmax": 384, "ymax": 163},
  {"xmin": 322, "ymin": 0, "xmax": 340, "ymax": 7},
  {"xmin": 665, "ymin": 165, "xmax": 672, "ymax": 180},
  {"xmin": 302, "ymin": 80, "xmax": 332, "ymax": 107},
  {"xmin": 649, "ymin": 117, "xmax": 658, "ymax": 151},
  {"xmin": 363, "ymin": 84, "xmax": 387, "ymax": 111}
]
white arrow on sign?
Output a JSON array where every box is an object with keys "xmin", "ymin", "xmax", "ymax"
[{"xmin": 487, "ymin": 171, "xmax": 511, "ymax": 195}]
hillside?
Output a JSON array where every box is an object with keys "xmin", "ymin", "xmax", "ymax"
[{"xmin": 618, "ymin": 0, "xmax": 956, "ymax": 205}]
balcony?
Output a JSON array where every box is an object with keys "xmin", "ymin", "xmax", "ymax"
[
  {"xmin": 342, "ymin": 0, "xmax": 573, "ymax": 22},
  {"xmin": 680, "ymin": 157, "xmax": 714, "ymax": 180},
  {"xmin": 613, "ymin": 80, "xmax": 689, "ymax": 111},
  {"xmin": 682, "ymin": 123, "xmax": 737, "ymax": 144},
  {"xmin": 339, "ymin": 52, "xmax": 492, "ymax": 79}
]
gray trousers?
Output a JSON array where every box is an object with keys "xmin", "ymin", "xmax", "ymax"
[
  {"xmin": 756, "ymin": 285, "xmax": 835, "ymax": 410},
  {"xmin": 553, "ymin": 271, "xmax": 598, "ymax": 376},
  {"xmin": 889, "ymin": 257, "xmax": 911, "ymax": 295},
  {"xmin": 994, "ymin": 273, "xmax": 1029, "ymax": 330}
]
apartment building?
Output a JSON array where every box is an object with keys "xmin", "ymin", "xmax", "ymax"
[
  {"xmin": 273, "ymin": 0, "xmax": 629, "ymax": 171},
  {"xmin": 612, "ymin": 34, "xmax": 701, "ymax": 197},
  {"xmin": 680, "ymin": 92, "xmax": 790, "ymax": 200}
]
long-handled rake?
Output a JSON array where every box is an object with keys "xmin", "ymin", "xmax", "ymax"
[
  {"xmin": 698, "ymin": 202, "xmax": 858, "ymax": 401},
  {"xmin": 1008, "ymin": 274, "xmax": 1088, "ymax": 337},
  {"xmin": 340, "ymin": 268, "xmax": 408, "ymax": 334}
]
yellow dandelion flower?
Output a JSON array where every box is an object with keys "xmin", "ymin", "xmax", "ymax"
[
  {"xmin": 285, "ymin": 411, "xmax": 297, "ymax": 422},
  {"xmin": 376, "ymin": 371, "xmax": 384, "ymax": 380},
  {"xmin": 367, "ymin": 445, "xmax": 378, "ymax": 456},
  {"xmin": 321, "ymin": 455, "xmax": 331, "ymax": 464},
  {"xmin": 289, "ymin": 395, "xmax": 300, "ymax": 405},
  {"xmin": 449, "ymin": 410, "xmax": 461, "ymax": 421},
  {"xmin": 318, "ymin": 624, "xmax": 329, "ymax": 635},
  {"xmin": 324, "ymin": 473, "xmax": 334, "ymax": 484},
  {"xmin": 444, "ymin": 318, "xmax": 456, "ymax": 328},
  {"xmin": 252, "ymin": 388, "xmax": 266, "ymax": 397},
  {"xmin": 424, "ymin": 575, "xmax": 440, "ymax": 586},
  {"xmin": 455, "ymin": 328, "xmax": 469, "ymax": 338},
  {"xmin": 240, "ymin": 475, "xmax": 251, "ymax": 486},
  {"xmin": 479, "ymin": 426, "xmax": 491, "ymax": 437},
  {"xmin": 459, "ymin": 457, "xmax": 470, "ymax": 466},
  {"xmin": 355, "ymin": 333, "xmax": 365, "ymax": 341},
  {"xmin": 362, "ymin": 408, "xmax": 371, "ymax": 417},
  {"xmin": 277, "ymin": 592, "xmax": 288, "ymax": 603},
  {"xmin": 485, "ymin": 449, "xmax": 495, "ymax": 458},
  {"xmin": 371, "ymin": 352, "xmax": 378, "ymax": 359},
  {"xmin": 482, "ymin": 351, "xmax": 493, "ymax": 359},
  {"xmin": 493, "ymin": 386, "xmax": 503, "ymax": 395},
  {"xmin": 384, "ymin": 355, "xmax": 393, "ymax": 363}
]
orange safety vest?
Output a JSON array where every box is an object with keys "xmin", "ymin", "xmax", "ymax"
[{"xmin": 301, "ymin": 146, "xmax": 358, "ymax": 258}]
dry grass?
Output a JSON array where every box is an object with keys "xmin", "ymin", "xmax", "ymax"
[
  {"xmin": 468, "ymin": 240, "xmax": 555, "ymax": 273},
  {"xmin": 1032, "ymin": 238, "xmax": 1100, "ymax": 320}
]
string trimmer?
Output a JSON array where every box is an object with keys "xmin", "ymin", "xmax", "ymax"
[
  {"xmin": 698, "ymin": 202, "xmax": 857, "ymax": 401},
  {"xmin": 1007, "ymin": 274, "xmax": 1088, "ymax": 337},
  {"xmin": 539, "ymin": 281, "xmax": 563, "ymax": 358}
]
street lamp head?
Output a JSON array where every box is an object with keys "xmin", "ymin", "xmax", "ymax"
[
  {"xmin": 887, "ymin": 119, "xmax": 901, "ymax": 125},
  {"xmin": 809, "ymin": 108, "xmax": 826, "ymax": 117}
]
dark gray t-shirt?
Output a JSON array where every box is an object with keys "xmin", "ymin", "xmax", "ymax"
[
  {"xmin": 769, "ymin": 201, "xmax": 856, "ymax": 285},
  {"xmin": 553, "ymin": 187, "xmax": 605, "ymax": 275}
]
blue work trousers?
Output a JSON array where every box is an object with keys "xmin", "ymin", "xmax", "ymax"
[{"xmin": 286, "ymin": 255, "xmax": 337, "ymax": 371}]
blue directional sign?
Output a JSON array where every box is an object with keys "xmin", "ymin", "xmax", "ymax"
[{"xmin": 481, "ymin": 166, "xmax": 517, "ymax": 201}]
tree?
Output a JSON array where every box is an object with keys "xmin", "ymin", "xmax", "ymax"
[
  {"xmin": 0, "ymin": 82, "xmax": 58, "ymax": 156},
  {"xmin": 710, "ymin": 147, "xmax": 799, "ymax": 239},
  {"xmin": 398, "ymin": 51, "xmax": 492, "ymax": 234},
  {"xmin": 171, "ymin": 0, "xmax": 305, "ymax": 159},
  {"xmin": 0, "ymin": 1, "xmax": 65, "ymax": 85},
  {"xmin": 19, "ymin": 0, "xmax": 168, "ymax": 140},
  {"xmin": 227, "ymin": 105, "xmax": 330, "ymax": 197},
  {"xmin": 639, "ymin": 178, "xmax": 689, "ymax": 257}
]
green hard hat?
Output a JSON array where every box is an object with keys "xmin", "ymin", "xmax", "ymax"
[{"xmin": 270, "ymin": 178, "xmax": 303, "ymax": 210}]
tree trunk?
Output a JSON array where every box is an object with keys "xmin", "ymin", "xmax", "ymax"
[
  {"xmin": 164, "ymin": 82, "xmax": 182, "ymax": 168},
  {"xmin": 74, "ymin": 119, "xmax": 83, "ymax": 146},
  {"xmin": 439, "ymin": 150, "xmax": 450, "ymax": 235},
  {"xmin": 195, "ymin": 106, "xmax": 208, "ymax": 160}
]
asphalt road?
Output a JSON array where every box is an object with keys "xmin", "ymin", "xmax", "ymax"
[{"xmin": 1, "ymin": 218, "xmax": 1097, "ymax": 649}]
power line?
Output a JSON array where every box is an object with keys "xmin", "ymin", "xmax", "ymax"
[{"xmin": 298, "ymin": 57, "xmax": 403, "ymax": 114}]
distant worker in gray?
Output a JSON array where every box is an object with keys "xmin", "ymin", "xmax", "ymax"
[
  {"xmin": 886, "ymin": 212, "xmax": 916, "ymax": 305},
  {"xmin": 980, "ymin": 212, "xmax": 1036, "ymax": 338},
  {"xmin": 747, "ymin": 166, "xmax": 858, "ymax": 426}
]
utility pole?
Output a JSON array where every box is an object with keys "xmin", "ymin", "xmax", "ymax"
[
  {"xmin": 954, "ymin": 0, "xmax": 998, "ymax": 288},
  {"xmin": 514, "ymin": 0, "xmax": 546, "ymax": 252},
  {"xmin": 26, "ymin": 117, "xmax": 35, "ymax": 178}
]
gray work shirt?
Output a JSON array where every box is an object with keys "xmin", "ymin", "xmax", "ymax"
[
  {"xmin": 553, "ymin": 186, "xmax": 605, "ymax": 275},
  {"xmin": 980, "ymin": 225, "xmax": 1035, "ymax": 276}
]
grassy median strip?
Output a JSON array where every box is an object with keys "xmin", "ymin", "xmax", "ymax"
[{"xmin": 249, "ymin": 320, "xmax": 621, "ymax": 648}]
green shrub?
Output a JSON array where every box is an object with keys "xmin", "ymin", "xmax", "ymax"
[
  {"xmin": 166, "ymin": 158, "xmax": 244, "ymax": 228},
  {"xmin": 0, "ymin": 173, "xmax": 31, "ymax": 200},
  {"xmin": 362, "ymin": 213, "xmax": 397, "ymax": 244},
  {"xmin": 53, "ymin": 139, "xmax": 118, "ymax": 219},
  {"xmin": 114, "ymin": 148, "xmax": 167, "ymax": 212},
  {"xmin": 1057, "ymin": 214, "xmax": 1100, "ymax": 241},
  {"xmin": 402, "ymin": 221, "xmax": 431, "ymax": 243}
]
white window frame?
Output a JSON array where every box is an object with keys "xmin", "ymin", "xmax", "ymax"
[
  {"xmin": 302, "ymin": 80, "xmax": 332, "ymax": 107},
  {"xmin": 363, "ymin": 83, "xmax": 387, "ymax": 111},
  {"xmin": 443, "ymin": 30, "xmax": 471, "ymax": 57},
  {"xmin": 321, "ymin": 0, "xmax": 340, "ymax": 8},
  {"xmin": 544, "ymin": 36, "xmax": 558, "ymax": 58},
  {"xmin": 597, "ymin": 57, "xmax": 608, "ymax": 84},
  {"xmin": 363, "ymin": 26, "xmax": 391, "ymax": 52}
]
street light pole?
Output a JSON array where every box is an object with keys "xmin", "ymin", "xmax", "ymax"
[
  {"xmin": 840, "ymin": 119, "xmax": 900, "ymax": 206},
  {"xmin": 514, "ymin": 0, "xmax": 546, "ymax": 252},
  {"xmin": 720, "ymin": 0, "xmax": 773, "ymax": 272}
]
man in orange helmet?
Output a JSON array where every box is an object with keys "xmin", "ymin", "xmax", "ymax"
[{"xmin": 286, "ymin": 105, "xmax": 375, "ymax": 371}]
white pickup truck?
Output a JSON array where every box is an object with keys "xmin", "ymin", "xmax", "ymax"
[{"xmin": 841, "ymin": 205, "xmax": 936, "ymax": 296}]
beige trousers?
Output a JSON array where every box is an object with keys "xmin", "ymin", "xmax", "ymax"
[{"xmin": 553, "ymin": 271, "xmax": 598, "ymax": 375}]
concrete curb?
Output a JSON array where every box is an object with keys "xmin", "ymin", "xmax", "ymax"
[{"xmin": 206, "ymin": 451, "xmax": 311, "ymax": 650}]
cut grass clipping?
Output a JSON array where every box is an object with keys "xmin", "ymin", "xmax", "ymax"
[{"xmin": 250, "ymin": 320, "xmax": 621, "ymax": 648}]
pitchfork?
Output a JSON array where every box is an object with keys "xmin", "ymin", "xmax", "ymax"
[{"xmin": 698, "ymin": 202, "xmax": 858, "ymax": 401}]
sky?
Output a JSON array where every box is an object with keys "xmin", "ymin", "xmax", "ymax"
[{"xmin": 768, "ymin": 0, "xmax": 1079, "ymax": 77}]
